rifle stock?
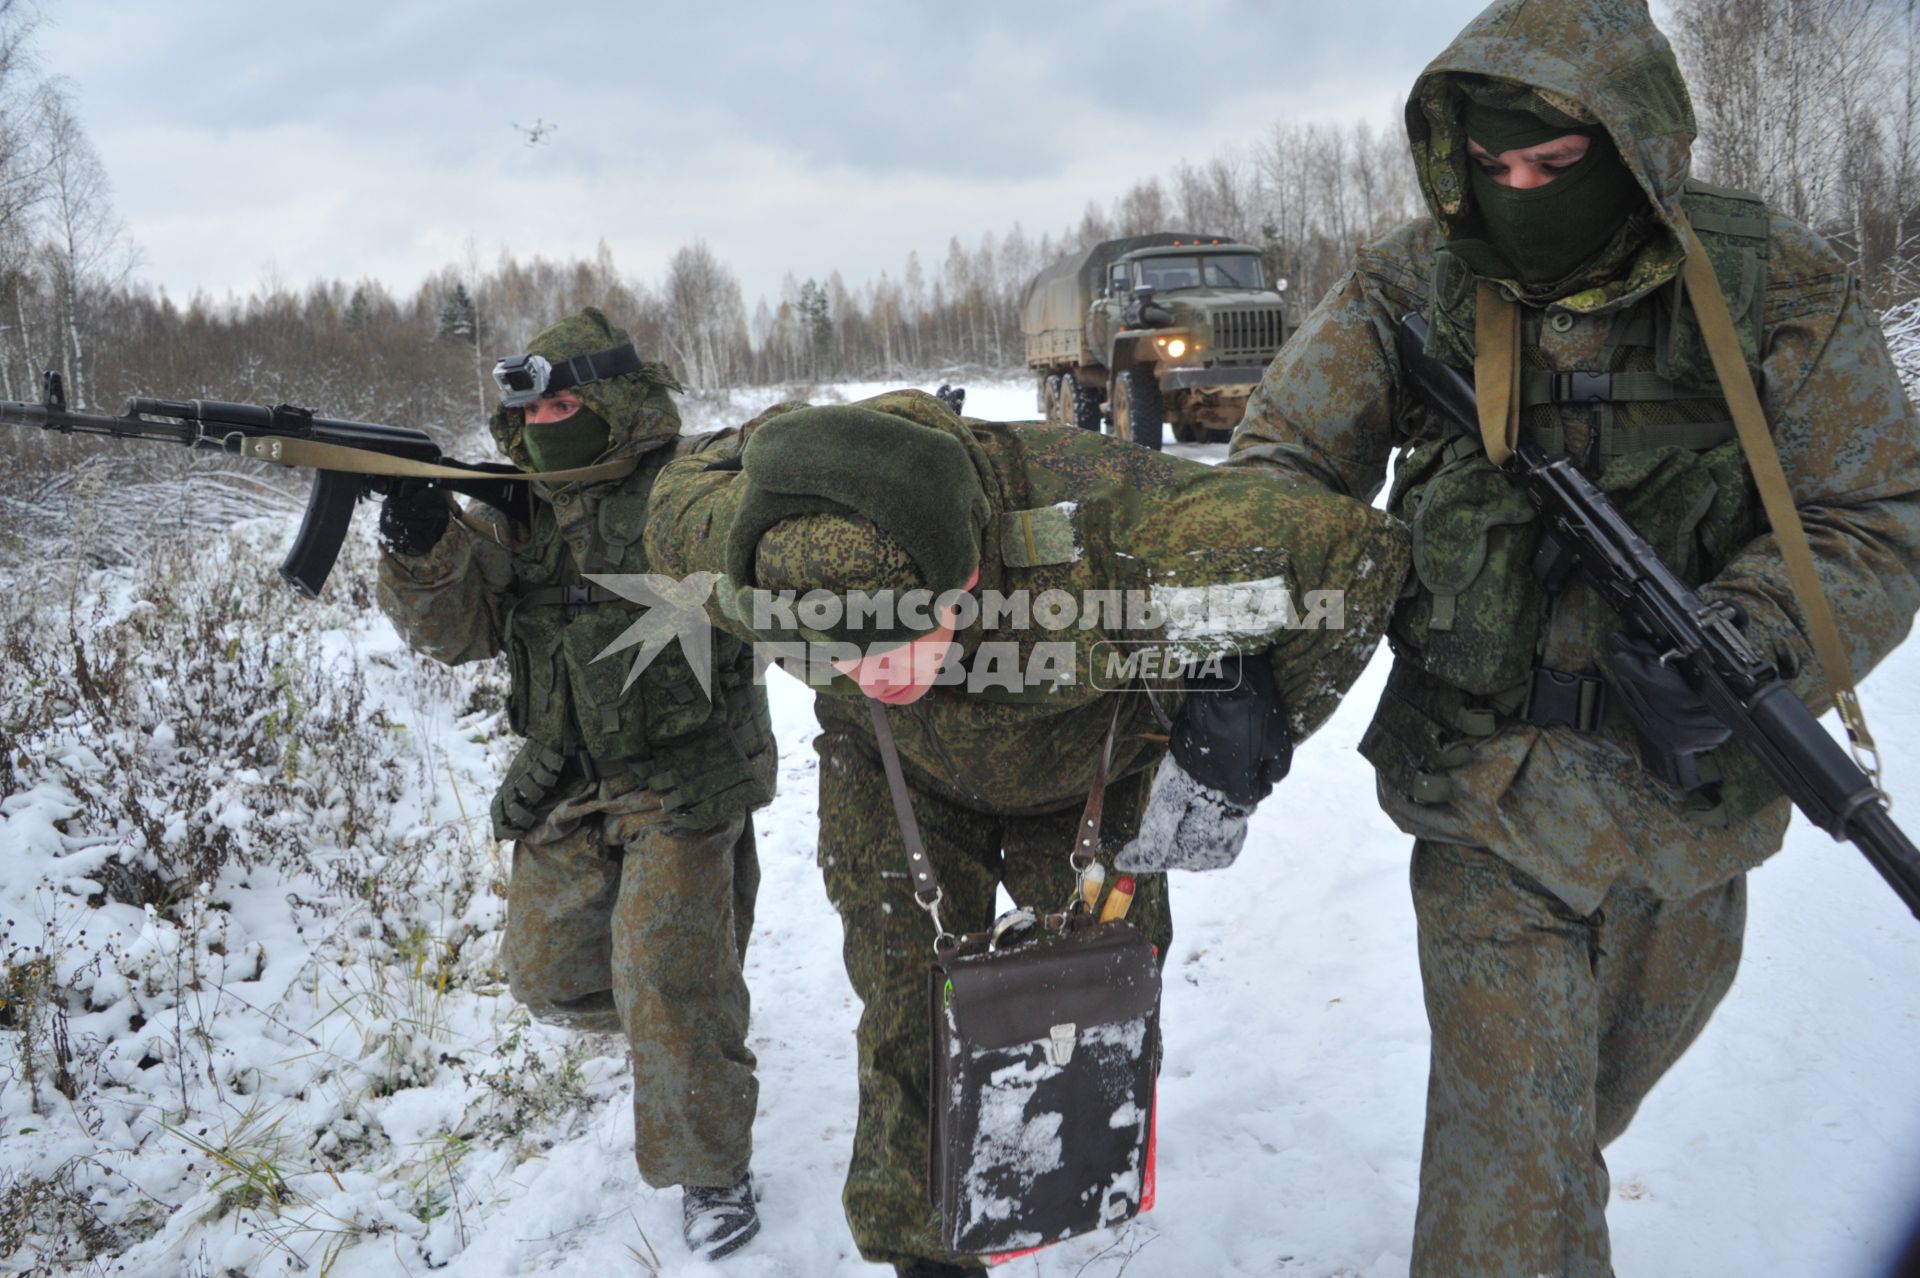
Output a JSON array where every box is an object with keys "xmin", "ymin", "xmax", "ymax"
[{"xmin": 1394, "ymin": 313, "xmax": 1920, "ymax": 920}]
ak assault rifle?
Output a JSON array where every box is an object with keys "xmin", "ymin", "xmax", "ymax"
[
  {"xmin": 1, "ymin": 371, "xmax": 530, "ymax": 596},
  {"xmin": 1395, "ymin": 312, "xmax": 1920, "ymax": 920}
]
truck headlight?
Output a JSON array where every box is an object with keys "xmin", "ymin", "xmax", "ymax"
[{"xmin": 1155, "ymin": 335, "xmax": 1193, "ymax": 359}]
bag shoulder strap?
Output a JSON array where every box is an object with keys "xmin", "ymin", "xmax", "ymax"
[
  {"xmin": 868, "ymin": 698, "xmax": 1122, "ymax": 952},
  {"xmin": 1680, "ymin": 218, "xmax": 1882, "ymax": 783}
]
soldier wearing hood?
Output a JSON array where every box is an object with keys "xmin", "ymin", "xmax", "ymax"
[
  {"xmin": 645, "ymin": 388, "xmax": 1409, "ymax": 1276},
  {"xmin": 1230, "ymin": 1, "xmax": 1920, "ymax": 1273},
  {"xmin": 375, "ymin": 308, "xmax": 776, "ymax": 1262}
]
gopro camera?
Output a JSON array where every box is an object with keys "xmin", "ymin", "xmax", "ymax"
[{"xmin": 492, "ymin": 353, "xmax": 554, "ymax": 407}]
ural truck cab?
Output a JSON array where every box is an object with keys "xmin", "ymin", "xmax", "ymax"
[{"xmin": 1020, "ymin": 233, "xmax": 1288, "ymax": 448}]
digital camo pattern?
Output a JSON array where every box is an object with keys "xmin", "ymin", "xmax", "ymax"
[
  {"xmin": 376, "ymin": 309, "xmax": 775, "ymax": 1189},
  {"xmin": 753, "ymin": 511, "xmax": 922, "ymax": 600},
  {"xmin": 379, "ymin": 338, "xmax": 774, "ymax": 837},
  {"xmin": 647, "ymin": 388, "xmax": 1407, "ymax": 1266},
  {"xmin": 1406, "ymin": 0, "xmax": 1699, "ymax": 313},
  {"xmin": 1410, "ymin": 839, "xmax": 1743, "ymax": 1278},
  {"xmin": 648, "ymin": 388, "xmax": 1411, "ymax": 818},
  {"xmin": 1228, "ymin": 2, "xmax": 1920, "ymax": 1273},
  {"xmin": 1228, "ymin": 0, "xmax": 1920, "ymax": 914},
  {"xmin": 814, "ymin": 732, "xmax": 1171, "ymax": 1269},
  {"xmin": 501, "ymin": 785, "xmax": 761, "ymax": 1190},
  {"xmin": 488, "ymin": 306, "xmax": 687, "ymax": 470}
]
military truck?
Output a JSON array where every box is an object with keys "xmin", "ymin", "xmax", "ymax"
[{"xmin": 1019, "ymin": 233, "xmax": 1287, "ymax": 449}]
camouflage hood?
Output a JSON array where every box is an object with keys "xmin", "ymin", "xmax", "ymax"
[
  {"xmin": 1407, "ymin": 0, "xmax": 1698, "ymax": 308},
  {"xmin": 487, "ymin": 306, "xmax": 687, "ymax": 472}
]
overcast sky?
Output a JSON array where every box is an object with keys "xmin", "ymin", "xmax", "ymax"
[{"xmin": 42, "ymin": 0, "xmax": 1507, "ymax": 315}]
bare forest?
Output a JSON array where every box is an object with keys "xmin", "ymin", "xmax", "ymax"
[
  {"xmin": 0, "ymin": 0, "xmax": 1914, "ymax": 531},
  {"xmin": 0, "ymin": 0, "xmax": 1908, "ymax": 441}
]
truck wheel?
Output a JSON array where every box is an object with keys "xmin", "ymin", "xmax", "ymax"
[
  {"xmin": 1121, "ymin": 367, "xmax": 1163, "ymax": 450},
  {"xmin": 1069, "ymin": 375, "xmax": 1103, "ymax": 431},
  {"xmin": 1036, "ymin": 375, "xmax": 1054, "ymax": 417},
  {"xmin": 1171, "ymin": 421, "xmax": 1198, "ymax": 444}
]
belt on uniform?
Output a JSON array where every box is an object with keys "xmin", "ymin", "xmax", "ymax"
[
  {"xmin": 515, "ymin": 583, "xmax": 631, "ymax": 617},
  {"xmin": 1476, "ymin": 665, "xmax": 1609, "ymax": 732}
]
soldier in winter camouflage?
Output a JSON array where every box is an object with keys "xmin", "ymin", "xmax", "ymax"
[
  {"xmin": 645, "ymin": 388, "xmax": 1409, "ymax": 1277},
  {"xmin": 1228, "ymin": 1, "xmax": 1920, "ymax": 1273},
  {"xmin": 375, "ymin": 308, "xmax": 776, "ymax": 1262}
]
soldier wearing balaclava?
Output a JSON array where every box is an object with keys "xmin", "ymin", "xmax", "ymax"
[{"xmin": 1230, "ymin": 0, "xmax": 1920, "ymax": 1273}]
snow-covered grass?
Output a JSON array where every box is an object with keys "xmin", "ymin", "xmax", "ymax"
[{"xmin": 1, "ymin": 377, "xmax": 1917, "ymax": 1277}]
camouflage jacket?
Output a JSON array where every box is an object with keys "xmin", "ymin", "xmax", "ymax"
[
  {"xmin": 1228, "ymin": 0, "xmax": 1920, "ymax": 912},
  {"xmin": 378, "ymin": 320, "xmax": 774, "ymax": 837},
  {"xmin": 646, "ymin": 389, "xmax": 1411, "ymax": 817}
]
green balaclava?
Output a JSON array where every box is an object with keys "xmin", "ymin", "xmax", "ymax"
[
  {"xmin": 521, "ymin": 404, "xmax": 612, "ymax": 473},
  {"xmin": 1449, "ymin": 100, "xmax": 1648, "ymax": 288},
  {"xmin": 726, "ymin": 405, "xmax": 990, "ymax": 652}
]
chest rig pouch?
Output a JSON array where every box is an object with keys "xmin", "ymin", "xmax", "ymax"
[
  {"xmin": 1368, "ymin": 182, "xmax": 1779, "ymax": 823},
  {"xmin": 493, "ymin": 466, "xmax": 774, "ymax": 838}
]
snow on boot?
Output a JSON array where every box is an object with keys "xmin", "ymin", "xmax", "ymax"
[{"xmin": 681, "ymin": 1173, "xmax": 759, "ymax": 1260}]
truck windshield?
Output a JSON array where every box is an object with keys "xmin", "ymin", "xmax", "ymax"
[{"xmin": 1132, "ymin": 254, "xmax": 1265, "ymax": 291}]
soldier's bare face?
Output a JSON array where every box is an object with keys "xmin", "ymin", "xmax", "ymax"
[
  {"xmin": 1466, "ymin": 135, "xmax": 1591, "ymax": 189},
  {"xmin": 831, "ymin": 567, "xmax": 981, "ymax": 705},
  {"xmin": 524, "ymin": 391, "xmax": 585, "ymax": 424}
]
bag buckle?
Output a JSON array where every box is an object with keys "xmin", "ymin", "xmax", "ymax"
[
  {"xmin": 562, "ymin": 583, "xmax": 593, "ymax": 617},
  {"xmin": 1552, "ymin": 371, "xmax": 1613, "ymax": 403},
  {"xmin": 1520, "ymin": 666, "xmax": 1608, "ymax": 731},
  {"xmin": 1047, "ymin": 1022, "xmax": 1077, "ymax": 1066}
]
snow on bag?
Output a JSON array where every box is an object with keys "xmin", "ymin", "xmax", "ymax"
[{"xmin": 929, "ymin": 917, "xmax": 1160, "ymax": 1257}]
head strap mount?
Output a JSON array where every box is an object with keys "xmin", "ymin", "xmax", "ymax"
[{"xmin": 492, "ymin": 342, "xmax": 644, "ymax": 407}]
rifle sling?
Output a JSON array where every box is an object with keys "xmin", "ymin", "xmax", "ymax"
[
  {"xmin": 1473, "ymin": 280, "xmax": 1523, "ymax": 466},
  {"xmin": 1679, "ymin": 220, "xmax": 1882, "ymax": 782},
  {"xmin": 225, "ymin": 432, "xmax": 639, "ymax": 486}
]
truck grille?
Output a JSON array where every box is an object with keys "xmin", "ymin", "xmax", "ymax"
[{"xmin": 1213, "ymin": 309, "xmax": 1284, "ymax": 360}]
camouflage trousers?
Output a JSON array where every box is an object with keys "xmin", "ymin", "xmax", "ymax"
[
  {"xmin": 814, "ymin": 730, "xmax": 1174, "ymax": 1269},
  {"xmin": 1409, "ymin": 839, "xmax": 1746, "ymax": 1278},
  {"xmin": 500, "ymin": 782, "xmax": 761, "ymax": 1190}
]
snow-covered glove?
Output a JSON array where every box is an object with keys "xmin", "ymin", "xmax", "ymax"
[
  {"xmin": 379, "ymin": 481, "xmax": 451, "ymax": 557},
  {"xmin": 1115, "ymin": 653, "xmax": 1292, "ymax": 872},
  {"xmin": 1606, "ymin": 630, "xmax": 1733, "ymax": 792},
  {"xmin": 1115, "ymin": 753, "xmax": 1253, "ymax": 872}
]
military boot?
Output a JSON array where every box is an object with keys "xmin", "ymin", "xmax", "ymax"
[
  {"xmin": 682, "ymin": 1173, "xmax": 759, "ymax": 1260},
  {"xmin": 894, "ymin": 1261, "xmax": 987, "ymax": 1278}
]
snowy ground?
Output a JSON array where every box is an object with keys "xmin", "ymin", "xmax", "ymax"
[{"xmin": 2, "ymin": 376, "xmax": 1917, "ymax": 1277}]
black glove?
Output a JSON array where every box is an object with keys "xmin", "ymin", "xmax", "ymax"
[
  {"xmin": 1606, "ymin": 630, "xmax": 1732, "ymax": 791},
  {"xmin": 379, "ymin": 481, "xmax": 452, "ymax": 557},
  {"xmin": 1114, "ymin": 653, "xmax": 1293, "ymax": 873},
  {"xmin": 1170, "ymin": 652, "xmax": 1293, "ymax": 808}
]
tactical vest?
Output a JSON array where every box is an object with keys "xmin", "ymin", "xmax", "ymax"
[
  {"xmin": 490, "ymin": 461, "xmax": 775, "ymax": 838},
  {"xmin": 1360, "ymin": 181, "xmax": 1782, "ymax": 825}
]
